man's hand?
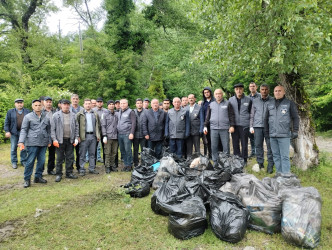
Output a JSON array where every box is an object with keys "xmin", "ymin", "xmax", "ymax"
[
  {"xmin": 129, "ymin": 133, "xmax": 134, "ymax": 140},
  {"xmin": 103, "ymin": 137, "xmax": 107, "ymax": 144},
  {"xmin": 48, "ymin": 144, "xmax": 51, "ymax": 147},
  {"xmin": 203, "ymin": 127, "xmax": 208, "ymax": 135},
  {"xmin": 5, "ymin": 132, "xmax": 11, "ymax": 138},
  {"xmin": 229, "ymin": 126, "xmax": 235, "ymax": 133},
  {"xmin": 18, "ymin": 143, "xmax": 25, "ymax": 151},
  {"xmin": 78, "ymin": 137, "xmax": 81, "ymax": 143},
  {"xmin": 53, "ymin": 141, "xmax": 60, "ymax": 148},
  {"xmin": 250, "ymin": 127, "xmax": 254, "ymax": 134},
  {"xmin": 145, "ymin": 135, "xmax": 149, "ymax": 140},
  {"xmin": 73, "ymin": 139, "xmax": 78, "ymax": 147},
  {"xmin": 291, "ymin": 132, "xmax": 298, "ymax": 139}
]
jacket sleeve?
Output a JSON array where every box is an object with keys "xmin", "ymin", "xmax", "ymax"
[
  {"xmin": 142, "ymin": 112, "xmax": 148, "ymax": 136},
  {"xmin": 130, "ymin": 110, "xmax": 136, "ymax": 135},
  {"xmin": 290, "ymin": 101, "xmax": 300, "ymax": 132},
  {"xmin": 204, "ymin": 106, "xmax": 211, "ymax": 128},
  {"xmin": 95, "ymin": 113, "xmax": 101, "ymax": 140},
  {"xmin": 165, "ymin": 113, "xmax": 169, "ymax": 137},
  {"xmin": 18, "ymin": 116, "xmax": 29, "ymax": 144},
  {"xmin": 199, "ymin": 108, "xmax": 204, "ymax": 133},
  {"xmin": 264, "ymin": 108, "xmax": 270, "ymax": 136},
  {"xmin": 4, "ymin": 110, "xmax": 11, "ymax": 133},
  {"xmin": 101, "ymin": 113, "xmax": 106, "ymax": 137},
  {"xmin": 50, "ymin": 114, "xmax": 57, "ymax": 142},
  {"xmin": 228, "ymin": 103, "xmax": 236, "ymax": 127},
  {"xmin": 250, "ymin": 102, "xmax": 255, "ymax": 128},
  {"xmin": 74, "ymin": 115, "xmax": 79, "ymax": 139},
  {"xmin": 47, "ymin": 117, "xmax": 52, "ymax": 144},
  {"xmin": 185, "ymin": 110, "xmax": 190, "ymax": 138}
]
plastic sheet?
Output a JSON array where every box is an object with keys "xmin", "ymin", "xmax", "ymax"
[
  {"xmin": 209, "ymin": 192, "xmax": 250, "ymax": 243},
  {"xmin": 168, "ymin": 197, "xmax": 207, "ymax": 240},
  {"xmin": 131, "ymin": 165, "xmax": 157, "ymax": 186},
  {"xmin": 280, "ymin": 187, "xmax": 322, "ymax": 248},
  {"xmin": 123, "ymin": 180, "xmax": 150, "ymax": 198}
]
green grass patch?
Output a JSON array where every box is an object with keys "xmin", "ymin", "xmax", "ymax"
[
  {"xmin": 1, "ymin": 144, "xmax": 332, "ymax": 249},
  {"xmin": 316, "ymin": 130, "xmax": 332, "ymax": 139}
]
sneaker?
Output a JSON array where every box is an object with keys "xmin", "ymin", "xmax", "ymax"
[
  {"xmin": 23, "ymin": 179, "xmax": 30, "ymax": 188},
  {"xmin": 66, "ymin": 173, "xmax": 78, "ymax": 179},
  {"xmin": 55, "ymin": 175, "xmax": 62, "ymax": 182},
  {"xmin": 12, "ymin": 163, "xmax": 18, "ymax": 169},
  {"xmin": 111, "ymin": 166, "xmax": 118, "ymax": 172},
  {"xmin": 89, "ymin": 170, "xmax": 99, "ymax": 174},
  {"xmin": 48, "ymin": 170, "xmax": 56, "ymax": 175}
]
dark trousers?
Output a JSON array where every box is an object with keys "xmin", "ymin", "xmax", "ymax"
[
  {"xmin": 186, "ymin": 135, "xmax": 200, "ymax": 157},
  {"xmin": 232, "ymin": 126, "xmax": 249, "ymax": 161},
  {"xmin": 249, "ymin": 132, "xmax": 255, "ymax": 155},
  {"xmin": 24, "ymin": 146, "xmax": 47, "ymax": 181},
  {"xmin": 47, "ymin": 144, "xmax": 56, "ymax": 172},
  {"xmin": 73, "ymin": 143, "xmax": 80, "ymax": 171},
  {"xmin": 95, "ymin": 141, "xmax": 105, "ymax": 165},
  {"xmin": 148, "ymin": 140, "xmax": 163, "ymax": 159},
  {"xmin": 254, "ymin": 128, "xmax": 274, "ymax": 165},
  {"xmin": 133, "ymin": 137, "xmax": 146, "ymax": 166},
  {"xmin": 56, "ymin": 139, "xmax": 74, "ymax": 176},
  {"xmin": 169, "ymin": 138, "xmax": 184, "ymax": 158}
]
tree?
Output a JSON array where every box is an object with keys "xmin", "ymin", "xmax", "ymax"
[{"xmin": 191, "ymin": 0, "xmax": 332, "ymax": 169}]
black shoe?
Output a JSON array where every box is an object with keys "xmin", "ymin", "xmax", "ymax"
[
  {"xmin": 23, "ymin": 180, "xmax": 30, "ymax": 188},
  {"xmin": 105, "ymin": 167, "xmax": 111, "ymax": 174},
  {"xmin": 66, "ymin": 173, "xmax": 78, "ymax": 179},
  {"xmin": 34, "ymin": 177, "xmax": 47, "ymax": 184},
  {"xmin": 55, "ymin": 175, "xmax": 62, "ymax": 182},
  {"xmin": 267, "ymin": 164, "xmax": 274, "ymax": 174},
  {"xmin": 48, "ymin": 170, "xmax": 56, "ymax": 175},
  {"xmin": 12, "ymin": 164, "xmax": 18, "ymax": 169},
  {"xmin": 89, "ymin": 170, "xmax": 99, "ymax": 174},
  {"xmin": 259, "ymin": 163, "xmax": 265, "ymax": 169},
  {"xmin": 111, "ymin": 166, "xmax": 118, "ymax": 172}
]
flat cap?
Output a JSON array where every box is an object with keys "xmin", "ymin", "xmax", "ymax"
[
  {"xmin": 32, "ymin": 99, "xmax": 41, "ymax": 104},
  {"xmin": 107, "ymin": 100, "xmax": 115, "ymax": 105},
  {"xmin": 115, "ymin": 100, "xmax": 120, "ymax": 104},
  {"xmin": 96, "ymin": 97, "xmax": 103, "ymax": 102},
  {"xmin": 15, "ymin": 98, "xmax": 24, "ymax": 103},
  {"xmin": 62, "ymin": 99, "xmax": 71, "ymax": 104},
  {"xmin": 233, "ymin": 83, "xmax": 244, "ymax": 88},
  {"xmin": 144, "ymin": 98, "xmax": 150, "ymax": 102},
  {"xmin": 44, "ymin": 96, "xmax": 52, "ymax": 101}
]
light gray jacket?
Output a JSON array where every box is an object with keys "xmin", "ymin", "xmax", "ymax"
[{"xmin": 51, "ymin": 111, "xmax": 79, "ymax": 144}]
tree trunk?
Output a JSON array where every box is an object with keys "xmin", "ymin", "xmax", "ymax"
[{"xmin": 279, "ymin": 73, "xmax": 319, "ymax": 170}]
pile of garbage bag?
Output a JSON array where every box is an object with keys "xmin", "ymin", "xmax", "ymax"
[{"xmin": 121, "ymin": 148, "xmax": 322, "ymax": 247}]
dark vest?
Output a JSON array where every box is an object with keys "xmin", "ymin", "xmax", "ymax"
[
  {"xmin": 209, "ymin": 100, "xmax": 230, "ymax": 130},
  {"xmin": 252, "ymin": 96, "xmax": 273, "ymax": 128},
  {"xmin": 229, "ymin": 95, "xmax": 251, "ymax": 127},
  {"xmin": 117, "ymin": 108, "xmax": 133, "ymax": 134},
  {"xmin": 168, "ymin": 108, "xmax": 187, "ymax": 139},
  {"xmin": 188, "ymin": 104, "xmax": 201, "ymax": 135},
  {"xmin": 134, "ymin": 109, "xmax": 146, "ymax": 138},
  {"xmin": 267, "ymin": 98, "xmax": 292, "ymax": 138}
]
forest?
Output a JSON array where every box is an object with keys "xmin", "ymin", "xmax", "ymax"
[{"xmin": 0, "ymin": 0, "xmax": 331, "ymax": 167}]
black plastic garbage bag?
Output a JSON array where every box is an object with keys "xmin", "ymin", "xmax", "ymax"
[
  {"xmin": 168, "ymin": 197, "xmax": 207, "ymax": 240},
  {"xmin": 241, "ymin": 179, "xmax": 282, "ymax": 234},
  {"xmin": 152, "ymin": 156, "xmax": 180, "ymax": 190},
  {"xmin": 131, "ymin": 165, "xmax": 157, "ymax": 186},
  {"xmin": 123, "ymin": 180, "xmax": 150, "ymax": 198},
  {"xmin": 216, "ymin": 152, "xmax": 245, "ymax": 174},
  {"xmin": 178, "ymin": 175, "xmax": 210, "ymax": 202},
  {"xmin": 219, "ymin": 173, "xmax": 260, "ymax": 195},
  {"xmin": 203, "ymin": 170, "xmax": 231, "ymax": 191},
  {"xmin": 209, "ymin": 192, "xmax": 250, "ymax": 243},
  {"xmin": 141, "ymin": 147, "xmax": 158, "ymax": 166},
  {"xmin": 262, "ymin": 173, "xmax": 301, "ymax": 194},
  {"xmin": 280, "ymin": 187, "xmax": 322, "ymax": 248},
  {"xmin": 151, "ymin": 175, "xmax": 185, "ymax": 215}
]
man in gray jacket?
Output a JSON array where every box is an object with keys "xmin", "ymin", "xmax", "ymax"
[
  {"xmin": 165, "ymin": 97, "xmax": 190, "ymax": 158},
  {"xmin": 18, "ymin": 99, "xmax": 51, "ymax": 188},
  {"xmin": 264, "ymin": 85, "xmax": 299, "ymax": 174},
  {"xmin": 229, "ymin": 83, "xmax": 252, "ymax": 164},
  {"xmin": 51, "ymin": 99, "xmax": 79, "ymax": 182},
  {"xmin": 250, "ymin": 84, "xmax": 274, "ymax": 173},
  {"xmin": 101, "ymin": 100, "xmax": 119, "ymax": 173},
  {"xmin": 204, "ymin": 89, "xmax": 235, "ymax": 164},
  {"xmin": 117, "ymin": 99, "xmax": 136, "ymax": 171}
]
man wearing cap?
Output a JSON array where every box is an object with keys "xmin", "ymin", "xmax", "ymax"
[
  {"xmin": 77, "ymin": 99, "xmax": 101, "ymax": 175},
  {"xmin": 248, "ymin": 82, "xmax": 261, "ymax": 159},
  {"xmin": 133, "ymin": 98, "xmax": 147, "ymax": 167},
  {"xmin": 204, "ymin": 89, "xmax": 236, "ymax": 164},
  {"xmin": 70, "ymin": 94, "xmax": 84, "ymax": 172},
  {"xmin": 51, "ymin": 99, "xmax": 79, "ymax": 182},
  {"xmin": 101, "ymin": 100, "xmax": 119, "ymax": 173},
  {"xmin": 43, "ymin": 96, "xmax": 57, "ymax": 175},
  {"xmin": 186, "ymin": 94, "xmax": 203, "ymax": 157},
  {"xmin": 143, "ymin": 98, "xmax": 150, "ymax": 109},
  {"xmin": 142, "ymin": 98, "xmax": 166, "ymax": 159},
  {"xmin": 117, "ymin": 99, "xmax": 136, "ymax": 171},
  {"xmin": 250, "ymin": 84, "xmax": 274, "ymax": 173},
  {"xmin": 18, "ymin": 99, "xmax": 51, "ymax": 188},
  {"xmin": 229, "ymin": 83, "xmax": 252, "ymax": 165},
  {"xmin": 165, "ymin": 97, "xmax": 190, "ymax": 158},
  {"xmin": 4, "ymin": 99, "xmax": 30, "ymax": 169},
  {"xmin": 93, "ymin": 97, "xmax": 107, "ymax": 164},
  {"xmin": 264, "ymin": 85, "xmax": 299, "ymax": 174}
]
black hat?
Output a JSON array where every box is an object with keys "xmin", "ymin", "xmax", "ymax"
[
  {"xmin": 44, "ymin": 96, "xmax": 52, "ymax": 101},
  {"xmin": 96, "ymin": 97, "xmax": 103, "ymax": 102},
  {"xmin": 144, "ymin": 98, "xmax": 150, "ymax": 102},
  {"xmin": 62, "ymin": 99, "xmax": 71, "ymax": 104},
  {"xmin": 107, "ymin": 100, "xmax": 115, "ymax": 105},
  {"xmin": 32, "ymin": 99, "xmax": 41, "ymax": 104},
  {"xmin": 115, "ymin": 100, "xmax": 120, "ymax": 104},
  {"xmin": 14, "ymin": 98, "xmax": 24, "ymax": 103},
  {"xmin": 233, "ymin": 83, "xmax": 244, "ymax": 88}
]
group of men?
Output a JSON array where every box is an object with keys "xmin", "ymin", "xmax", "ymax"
[{"xmin": 4, "ymin": 82, "xmax": 299, "ymax": 188}]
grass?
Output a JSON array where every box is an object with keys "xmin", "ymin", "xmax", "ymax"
[
  {"xmin": 0, "ymin": 142, "xmax": 332, "ymax": 249},
  {"xmin": 316, "ymin": 130, "xmax": 332, "ymax": 139}
]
